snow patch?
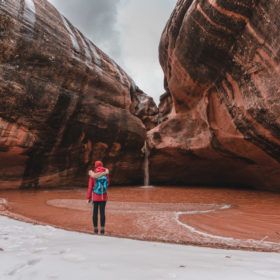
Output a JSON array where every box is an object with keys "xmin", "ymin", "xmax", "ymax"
[
  {"xmin": 76, "ymin": 32, "xmax": 94, "ymax": 68},
  {"xmin": 1, "ymin": 216, "xmax": 280, "ymax": 280},
  {"xmin": 23, "ymin": 0, "xmax": 36, "ymax": 28},
  {"xmin": 61, "ymin": 16, "xmax": 80, "ymax": 54},
  {"xmin": 88, "ymin": 41, "xmax": 102, "ymax": 68}
]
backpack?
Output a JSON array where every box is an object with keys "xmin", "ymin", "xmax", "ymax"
[{"xmin": 93, "ymin": 175, "xmax": 108, "ymax": 195}]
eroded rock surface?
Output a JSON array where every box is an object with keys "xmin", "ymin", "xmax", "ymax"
[
  {"xmin": 149, "ymin": 0, "xmax": 280, "ymax": 190},
  {"xmin": 0, "ymin": 0, "xmax": 152, "ymax": 188},
  {"xmin": 130, "ymin": 83, "xmax": 159, "ymax": 130},
  {"xmin": 158, "ymin": 91, "xmax": 173, "ymax": 124}
]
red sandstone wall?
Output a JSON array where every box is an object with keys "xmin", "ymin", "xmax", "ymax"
[
  {"xmin": 149, "ymin": 0, "xmax": 280, "ymax": 191},
  {"xmin": 0, "ymin": 0, "xmax": 157, "ymax": 188}
]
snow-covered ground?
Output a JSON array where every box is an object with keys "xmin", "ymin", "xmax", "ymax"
[{"xmin": 1, "ymin": 216, "xmax": 280, "ymax": 280}]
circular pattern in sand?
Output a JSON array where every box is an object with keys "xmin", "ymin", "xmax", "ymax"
[{"xmin": 1, "ymin": 187, "xmax": 280, "ymax": 252}]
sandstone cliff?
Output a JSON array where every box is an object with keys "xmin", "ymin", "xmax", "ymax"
[
  {"xmin": 149, "ymin": 0, "xmax": 280, "ymax": 191},
  {"xmin": 0, "ymin": 0, "xmax": 157, "ymax": 188}
]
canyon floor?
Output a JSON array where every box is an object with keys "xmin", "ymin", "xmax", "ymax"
[{"xmin": 0, "ymin": 186, "xmax": 280, "ymax": 252}]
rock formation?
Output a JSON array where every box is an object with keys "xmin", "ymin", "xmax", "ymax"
[
  {"xmin": 158, "ymin": 92, "xmax": 172, "ymax": 124},
  {"xmin": 130, "ymin": 83, "xmax": 159, "ymax": 130},
  {"xmin": 0, "ymin": 0, "xmax": 157, "ymax": 188},
  {"xmin": 149, "ymin": 0, "xmax": 280, "ymax": 191}
]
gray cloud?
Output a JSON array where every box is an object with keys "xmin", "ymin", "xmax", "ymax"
[
  {"xmin": 49, "ymin": 0, "xmax": 122, "ymax": 61},
  {"xmin": 48, "ymin": 0, "xmax": 176, "ymax": 103},
  {"xmin": 117, "ymin": 0, "xmax": 176, "ymax": 103}
]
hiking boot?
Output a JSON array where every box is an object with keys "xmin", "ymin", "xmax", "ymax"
[
  {"xmin": 100, "ymin": 227, "xmax": 105, "ymax": 235},
  {"xmin": 94, "ymin": 227, "xmax": 98, "ymax": 234}
]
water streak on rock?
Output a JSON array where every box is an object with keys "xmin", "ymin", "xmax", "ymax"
[{"xmin": 143, "ymin": 141, "xmax": 150, "ymax": 186}]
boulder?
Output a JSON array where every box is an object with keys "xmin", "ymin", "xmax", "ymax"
[{"xmin": 149, "ymin": 0, "xmax": 280, "ymax": 191}]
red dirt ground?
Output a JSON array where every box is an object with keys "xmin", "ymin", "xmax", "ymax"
[{"xmin": 0, "ymin": 186, "xmax": 280, "ymax": 252}]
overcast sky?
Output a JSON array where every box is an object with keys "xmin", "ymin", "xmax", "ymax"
[{"xmin": 48, "ymin": 0, "xmax": 176, "ymax": 103}]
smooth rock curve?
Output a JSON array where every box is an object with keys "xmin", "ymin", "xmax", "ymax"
[{"xmin": 149, "ymin": 0, "xmax": 280, "ymax": 191}]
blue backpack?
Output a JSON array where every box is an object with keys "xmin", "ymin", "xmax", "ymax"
[{"xmin": 93, "ymin": 175, "xmax": 108, "ymax": 195}]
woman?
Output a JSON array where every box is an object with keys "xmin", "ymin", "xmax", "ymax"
[{"xmin": 86, "ymin": 160, "xmax": 109, "ymax": 235}]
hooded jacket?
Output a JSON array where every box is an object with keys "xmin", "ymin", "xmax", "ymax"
[{"xmin": 86, "ymin": 162, "xmax": 110, "ymax": 202}]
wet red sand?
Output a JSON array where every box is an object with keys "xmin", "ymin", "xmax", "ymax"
[{"xmin": 0, "ymin": 186, "xmax": 280, "ymax": 252}]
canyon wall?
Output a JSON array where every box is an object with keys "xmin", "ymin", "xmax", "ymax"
[
  {"xmin": 0, "ymin": 0, "xmax": 157, "ymax": 189},
  {"xmin": 149, "ymin": 0, "xmax": 280, "ymax": 191}
]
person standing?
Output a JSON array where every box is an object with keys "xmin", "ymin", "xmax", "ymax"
[{"xmin": 86, "ymin": 161, "xmax": 109, "ymax": 235}]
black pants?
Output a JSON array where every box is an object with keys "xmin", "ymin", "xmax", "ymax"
[{"xmin": 92, "ymin": 201, "xmax": 107, "ymax": 228}]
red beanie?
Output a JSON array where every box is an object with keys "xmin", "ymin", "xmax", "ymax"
[{"xmin": 94, "ymin": 161, "xmax": 103, "ymax": 168}]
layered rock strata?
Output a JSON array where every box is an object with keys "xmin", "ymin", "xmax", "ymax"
[
  {"xmin": 0, "ymin": 0, "xmax": 154, "ymax": 188},
  {"xmin": 149, "ymin": 0, "xmax": 280, "ymax": 190}
]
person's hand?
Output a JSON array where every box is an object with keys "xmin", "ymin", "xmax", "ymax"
[{"xmin": 87, "ymin": 199, "xmax": 92, "ymax": 204}]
